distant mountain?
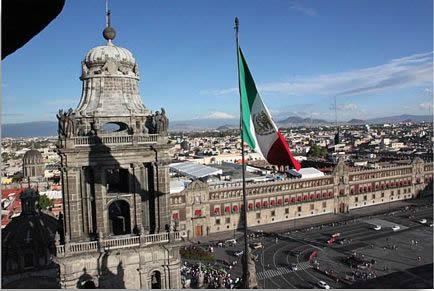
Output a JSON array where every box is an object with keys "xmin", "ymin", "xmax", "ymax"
[
  {"xmin": 170, "ymin": 119, "xmax": 237, "ymax": 132},
  {"xmin": 216, "ymin": 124, "xmax": 237, "ymax": 131},
  {"xmin": 2, "ymin": 114, "xmax": 431, "ymax": 137},
  {"xmin": 366, "ymin": 114, "xmax": 432, "ymax": 124},
  {"xmin": 348, "ymin": 119, "xmax": 366, "ymax": 124},
  {"xmin": 2, "ymin": 121, "xmax": 57, "ymax": 138},
  {"xmin": 278, "ymin": 116, "xmax": 329, "ymax": 125}
]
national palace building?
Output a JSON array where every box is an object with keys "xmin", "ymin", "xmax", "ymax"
[{"xmin": 168, "ymin": 158, "xmax": 433, "ymax": 238}]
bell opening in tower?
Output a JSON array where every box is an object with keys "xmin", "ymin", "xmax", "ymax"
[
  {"xmin": 106, "ymin": 168, "xmax": 130, "ymax": 193},
  {"xmin": 108, "ymin": 200, "xmax": 131, "ymax": 236}
]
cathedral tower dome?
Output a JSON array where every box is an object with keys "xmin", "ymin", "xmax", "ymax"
[
  {"xmin": 73, "ymin": 9, "xmax": 150, "ymax": 125},
  {"xmin": 84, "ymin": 44, "xmax": 136, "ymax": 70}
]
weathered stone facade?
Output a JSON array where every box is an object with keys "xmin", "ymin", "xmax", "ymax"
[
  {"xmin": 22, "ymin": 149, "xmax": 44, "ymax": 179},
  {"xmin": 53, "ymin": 20, "xmax": 181, "ymax": 289},
  {"xmin": 170, "ymin": 158, "xmax": 433, "ymax": 238}
]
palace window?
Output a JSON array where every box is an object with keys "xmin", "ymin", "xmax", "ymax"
[
  {"xmin": 225, "ymin": 217, "xmax": 230, "ymax": 224},
  {"xmin": 216, "ymin": 218, "xmax": 221, "ymax": 225},
  {"xmin": 271, "ymin": 210, "xmax": 275, "ymax": 217},
  {"xmin": 256, "ymin": 212, "xmax": 261, "ymax": 219},
  {"xmin": 355, "ymin": 197, "xmax": 358, "ymax": 202},
  {"xmin": 322, "ymin": 201, "xmax": 327, "ymax": 208},
  {"xmin": 310, "ymin": 204, "xmax": 314, "ymax": 210},
  {"xmin": 285, "ymin": 208, "xmax": 289, "ymax": 214},
  {"xmin": 297, "ymin": 206, "xmax": 302, "ymax": 212},
  {"xmin": 363, "ymin": 195, "xmax": 367, "ymax": 201}
]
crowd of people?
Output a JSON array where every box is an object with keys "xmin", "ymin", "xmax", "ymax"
[{"xmin": 181, "ymin": 261, "xmax": 243, "ymax": 289}]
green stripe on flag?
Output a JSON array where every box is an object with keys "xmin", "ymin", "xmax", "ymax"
[{"xmin": 238, "ymin": 47, "xmax": 258, "ymax": 149}]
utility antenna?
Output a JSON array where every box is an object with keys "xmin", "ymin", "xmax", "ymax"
[{"xmin": 334, "ymin": 96, "xmax": 338, "ymax": 127}]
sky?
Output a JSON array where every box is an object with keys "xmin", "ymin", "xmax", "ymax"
[{"xmin": 2, "ymin": 0, "xmax": 433, "ymax": 124}]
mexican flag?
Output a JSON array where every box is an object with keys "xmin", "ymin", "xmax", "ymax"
[{"xmin": 238, "ymin": 47, "xmax": 301, "ymax": 171}]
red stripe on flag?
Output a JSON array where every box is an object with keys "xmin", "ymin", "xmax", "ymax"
[{"xmin": 266, "ymin": 131, "xmax": 301, "ymax": 171}]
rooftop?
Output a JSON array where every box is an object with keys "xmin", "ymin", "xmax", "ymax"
[{"xmin": 169, "ymin": 162, "xmax": 223, "ymax": 179}]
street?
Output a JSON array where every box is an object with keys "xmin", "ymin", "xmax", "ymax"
[{"xmin": 182, "ymin": 198, "xmax": 433, "ymax": 289}]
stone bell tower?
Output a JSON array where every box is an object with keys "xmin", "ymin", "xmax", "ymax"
[{"xmin": 54, "ymin": 9, "xmax": 181, "ymax": 289}]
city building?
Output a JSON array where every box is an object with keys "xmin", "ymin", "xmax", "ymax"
[
  {"xmin": 22, "ymin": 149, "xmax": 44, "ymax": 180},
  {"xmin": 168, "ymin": 158, "xmax": 433, "ymax": 238}
]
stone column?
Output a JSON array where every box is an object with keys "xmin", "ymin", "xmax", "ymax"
[
  {"xmin": 130, "ymin": 164, "xmax": 142, "ymax": 233},
  {"xmin": 168, "ymin": 262, "xmax": 182, "ymax": 289},
  {"xmin": 65, "ymin": 167, "xmax": 84, "ymax": 241},
  {"xmin": 154, "ymin": 163, "xmax": 170, "ymax": 233},
  {"xmin": 137, "ymin": 268, "xmax": 148, "ymax": 289},
  {"xmin": 80, "ymin": 167, "xmax": 90, "ymax": 239},
  {"xmin": 94, "ymin": 166, "xmax": 107, "ymax": 236}
]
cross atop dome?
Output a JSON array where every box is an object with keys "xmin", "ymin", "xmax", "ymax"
[{"xmin": 103, "ymin": 0, "xmax": 116, "ymax": 44}]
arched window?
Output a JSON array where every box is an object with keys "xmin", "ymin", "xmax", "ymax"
[{"xmin": 151, "ymin": 271, "xmax": 161, "ymax": 289}]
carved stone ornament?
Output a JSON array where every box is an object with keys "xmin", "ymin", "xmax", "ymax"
[{"xmin": 103, "ymin": 58, "xmax": 118, "ymax": 75}]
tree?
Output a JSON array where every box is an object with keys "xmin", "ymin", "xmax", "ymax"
[
  {"xmin": 38, "ymin": 194, "xmax": 54, "ymax": 209},
  {"xmin": 307, "ymin": 144, "xmax": 328, "ymax": 159},
  {"xmin": 1, "ymin": 152, "xmax": 9, "ymax": 162}
]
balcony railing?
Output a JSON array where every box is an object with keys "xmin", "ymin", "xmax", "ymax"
[
  {"xmin": 55, "ymin": 231, "xmax": 182, "ymax": 256},
  {"xmin": 72, "ymin": 134, "xmax": 160, "ymax": 146}
]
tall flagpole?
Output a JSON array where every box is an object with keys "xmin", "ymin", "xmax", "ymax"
[{"xmin": 234, "ymin": 17, "xmax": 251, "ymax": 289}]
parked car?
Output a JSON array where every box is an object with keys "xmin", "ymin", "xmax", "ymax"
[
  {"xmin": 373, "ymin": 225, "xmax": 382, "ymax": 231},
  {"xmin": 392, "ymin": 225, "xmax": 400, "ymax": 231},
  {"xmin": 317, "ymin": 280, "xmax": 330, "ymax": 289},
  {"xmin": 234, "ymin": 250, "xmax": 244, "ymax": 257},
  {"xmin": 225, "ymin": 239, "xmax": 237, "ymax": 245},
  {"xmin": 418, "ymin": 218, "xmax": 427, "ymax": 224},
  {"xmin": 290, "ymin": 263, "xmax": 298, "ymax": 271},
  {"xmin": 250, "ymin": 242, "xmax": 264, "ymax": 249}
]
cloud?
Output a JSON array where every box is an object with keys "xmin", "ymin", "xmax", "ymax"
[
  {"xmin": 210, "ymin": 51, "xmax": 433, "ymax": 98},
  {"xmin": 45, "ymin": 98, "xmax": 77, "ymax": 105},
  {"xmin": 193, "ymin": 111, "xmax": 236, "ymax": 120},
  {"xmin": 200, "ymin": 88, "xmax": 238, "ymax": 96},
  {"xmin": 338, "ymin": 103, "xmax": 359, "ymax": 111},
  {"xmin": 1, "ymin": 113, "xmax": 24, "ymax": 117},
  {"xmin": 423, "ymin": 87, "xmax": 433, "ymax": 97},
  {"xmin": 419, "ymin": 102, "xmax": 433, "ymax": 110},
  {"xmin": 289, "ymin": 1, "xmax": 317, "ymax": 16}
]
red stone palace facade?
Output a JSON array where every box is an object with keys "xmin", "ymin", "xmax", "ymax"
[{"xmin": 169, "ymin": 158, "xmax": 433, "ymax": 238}]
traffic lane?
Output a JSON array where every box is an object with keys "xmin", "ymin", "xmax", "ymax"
[
  {"xmin": 256, "ymin": 242, "xmax": 298, "ymax": 289},
  {"xmin": 294, "ymin": 245, "xmax": 346, "ymax": 289},
  {"xmin": 256, "ymin": 239, "xmax": 313, "ymax": 288}
]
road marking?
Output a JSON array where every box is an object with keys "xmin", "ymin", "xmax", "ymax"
[{"xmin": 256, "ymin": 262, "xmax": 312, "ymax": 280}]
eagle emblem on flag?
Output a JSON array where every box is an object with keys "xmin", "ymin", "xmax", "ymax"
[{"xmin": 253, "ymin": 111, "xmax": 275, "ymax": 136}]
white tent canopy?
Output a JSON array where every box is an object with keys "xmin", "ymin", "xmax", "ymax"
[{"xmin": 169, "ymin": 162, "xmax": 223, "ymax": 179}]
